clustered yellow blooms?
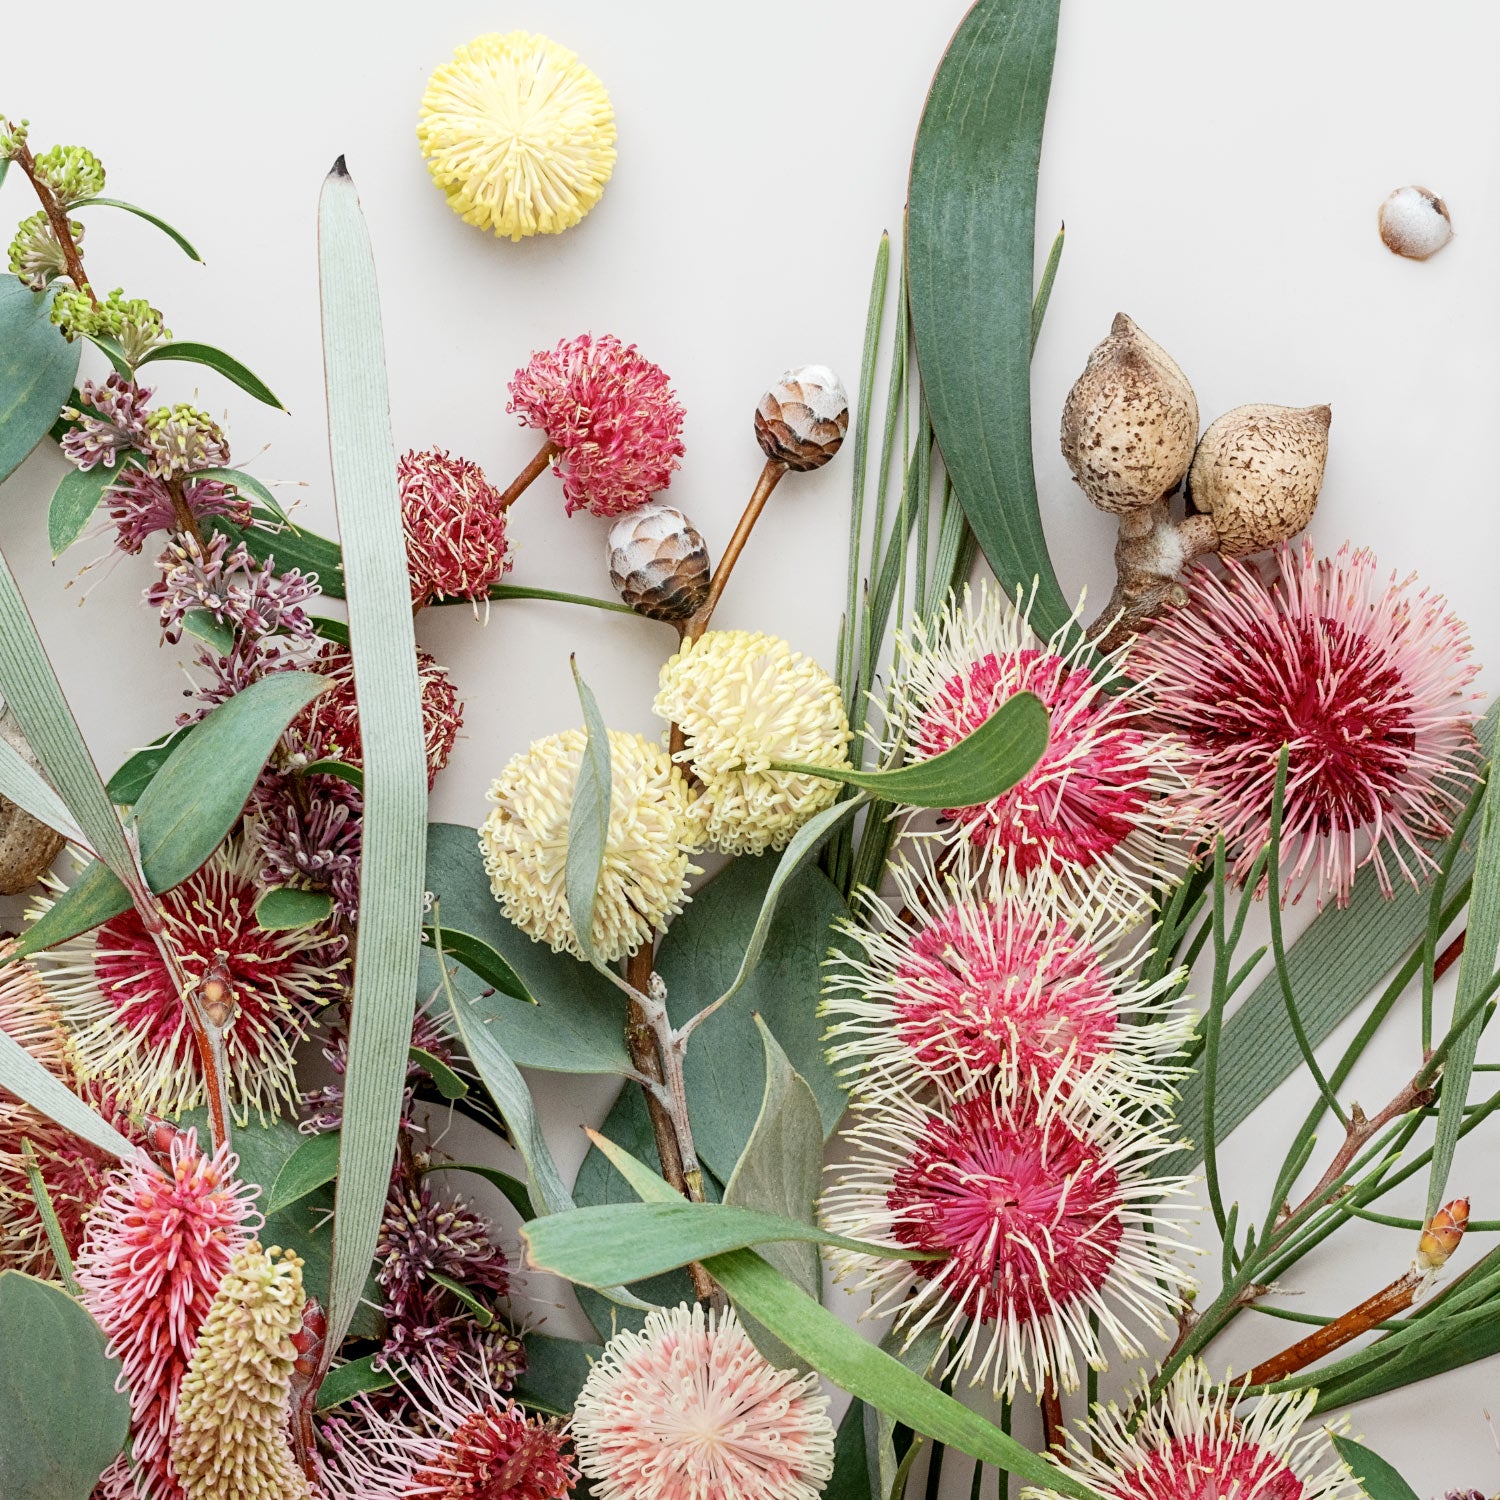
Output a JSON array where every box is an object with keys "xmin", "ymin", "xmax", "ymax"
[
  {"xmin": 417, "ymin": 31, "xmax": 616, "ymax": 241},
  {"xmin": 169, "ymin": 1244, "xmax": 310, "ymax": 1500}
]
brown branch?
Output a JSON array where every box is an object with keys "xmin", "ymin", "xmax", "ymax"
[
  {"xmin": 166, "ymin": 477, "xmax": 207, "ymax": 549},
  {"xmin": 1040, "ymin": 1375, "xmax": 1065, "ymax": 1452},
  {"xmin": 1088, "ymin": 507, "xmax": 1218, "ymax": 653},
  {"xmin": 499, "ymin": 440, "xmax": 558, "ymax": 510},
  {"xmin": 1434, "ymin": 929, "xmax": 1467, "ymax": 982},
  {"xmin": 681, "ymin": 457, "xmax": 786, "ymax": 644},
  {"xmin": 1246, "ymin": 1270, "xmax": 1421, "ymax": 1387},
  {"xmin": 9, "ymin": 136, "xmax": 96, "ymax": 305}
]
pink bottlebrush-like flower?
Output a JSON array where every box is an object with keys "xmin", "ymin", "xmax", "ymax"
[
  {"xmin": 400, "ymin": 447, "xmax": 514, "ymax": 606},
  {"xmin": 1022, "ymin": 1359, "xmax": 1359, "ymax": 1500},
  {"xmin": 60, "ymin": 373, "xmax": 151, "ymax": 470},
  {"xmin": 106, "ymin": 468, "xmax": 249, "ymax": 555},
  {"xmin": 316, "ymin": 1348, "xmax": 575, "ymax": 1500},
  {"xmin": 508, "ymin": 333, "xmax": 686, "ymax": 517},
  {"xmin": 146, "ymin": 533, "xmax": 320, "ymax": 648},
  {"xmin": 76, "ymin": 1132, "xmax": 260, "ymax": 1500},
  {"xmin": 888, "ymin": 582, "xmax": 1189, "ymax": 923},
  {"xmin": 572, "ymin": 1302, "xmax": 836, "ymax": 1500},
  {"xmin": 32, "ymin": 840, "xmax": 347, "ymax": 1123},
  {"xmin": 1133, "ymin": 541, "xmax": 1480, "ymax": 905},
  {"xmin": 294, "ymin": 641, "xmax": 464, "ymax": 790},
  {"xmin": 822, "ymin": 855, "xmax": 1194, "ymax": 1110},
  {"xmin": 821, "ymin": 1066, "xmax": 1194, "ymax": 1397},
  {"xmin": 248, "ymin": 768, "xmax": 363, "ymax": 919}
]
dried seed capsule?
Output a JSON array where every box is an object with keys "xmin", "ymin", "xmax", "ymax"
[
  {"xmin": 755, "ymin": 365, "xmax": 849, "ymax": 471},
  {"xmin": 0, "ymin": 796, "xmax": 63, "ymax": 894},
  {"xmin": 1379, "ymin": 185, "xmax": 1453, "ymax": 260},
  {"xmin": 1417, "ymin": 1196, "xmax": 1469, "ymax": 1271},
  {"xmin": 1188, "ymin": 402, "xmax": 1331, "ymax": 556},
  {"xmin": 607, "ymin": 505, "xmax": 711, "ymax": 623},
  {"xmin": 1060, "ymin": 313, "xmax": 1199, "ymax": 515}
]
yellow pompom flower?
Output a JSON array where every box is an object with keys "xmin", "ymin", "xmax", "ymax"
[
  {"xmin": 417, "ymin": 32, "xmax": 617, "ymax": 241},
  {"xmin": 481, "ymin": 728, "xmax": 702, "ymax": 961},
  {"xmin": 169, "ymin": 1243, "xmax": 310, "ymax": 1500},
  {"xmin": 654, "ymin": 630, "xmax": 853, "ymax": 857}
]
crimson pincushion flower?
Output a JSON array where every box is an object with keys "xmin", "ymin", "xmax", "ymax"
[
  {"xmin": 1132, "ymin": 540, "xmax": 1480, "ymax": 906},
  {"xmin": 1022, "ymin": 1359, "xmax": 1359, "ymax": 1500},
  {"xmin": 400, "ymin": 446, "xmax": 514, "ymax": 606},
  {"xmin": 821, "ymin": 1064, "xmax": 1195, "ymax": 1397},
  {"xmin": 508, "ymin": 333, "xmax": 686, "ymax": 517}
]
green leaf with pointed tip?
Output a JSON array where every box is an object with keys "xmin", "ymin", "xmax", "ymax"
[
  {"xmin": 82, "ymin": 333, "xmax": 132, "ymax": 379},
  {"xmin": 427, "ymin": 1161, "xmax": 534, "ymax": 1223},
  {"xmin": 0, "ymin": 277, "xmax": 80, "ymax": 485},
  {"xmin": 304, "ymin": 757, "xmax": 363, "ymax": 789},
  {"xmin": 420, "ymin": 923, "xmax": 532, "ymax": 1004},
  {"xmin": 138, "ymin": 339, "xmax": 285, "ymax": 409},
  {"xmin": 48, "ymin": 458, "xmax": 137, "ymax": 557},
  {"xmin": 191, "ymin": 466, "xmax": 290, "ymax": 525},
  {"xmin": 316, "ymin": 1353, "xmax": 394, "ymax": 1411},
  {"xmin": 182, "ymin": 608, "xmax": 234, "ymax": 656},
  {"xmin": 1329, "ymin": 1436, "xmax": 1419, "ymax": 1500},
  {"xmin": 106, "ymin": 725, "xmax": 193, "ymax": 805},
  {"xmin": 71, "ymin": 197, "xmax": 203, "ymax": 260},
  {"xmin": 411, "ymin": 1044, "xmax": 468, "ymax": 1099},
  {"xmin": 0, "ymin": 1272, "xmax": 129, "ymax": 1499},
  {"xmin": 427, "ymin": 1271, "xmax": 494, "ymax": 1325},
  {"xmin": 256, "ymin": 886, "xmax": 335, "ymax": 931},
  {"xmin": 266, "ymin": 1128, "xmax": 341, "ymax": 1214},
  {"xmin": 566, "ymin": 661, "xmax": 611, "ymax": 965},
  {"xmin": 217, "ymin": 513, "xmax": 346, "ymax": 597}
]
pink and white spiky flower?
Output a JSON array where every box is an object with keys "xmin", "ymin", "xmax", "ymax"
[
  {"xmin": 75, "ymin": 1132, "xmax": 259, "ymax": 1500},
  {"xmin": 32, "ymin": 839, "xmax": 346, "ymax": 1124},
  {"xmin": 315, "ymin": 1345, "xmax": 576, "ymax": 1500},
  {"xmin": 820, "ymin": 1064, "xmax": 1195, "ymax": 1398},
  {"xmin": 1021, "ymin": 1359, "xmax": 1358, "ymax": 1500},
  {"xmin": 572, "ymin": 1302, "xmax": 836, "ymax": 1500},
  {"xmin": 822, "ymin": 852, "xmax": 1195, "ymax": 1112},
  {"xmin": 1133, "ymin": 541, "xmax": 1479, "ymax": 906},
  {"xmin": 883, "ymin": 582, "xmax": 1190, "ymax": 923}
]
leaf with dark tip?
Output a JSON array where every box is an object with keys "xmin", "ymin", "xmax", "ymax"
[{"xmin": 138, "ymin": 340, "xmax": 285, "ymax": 410}]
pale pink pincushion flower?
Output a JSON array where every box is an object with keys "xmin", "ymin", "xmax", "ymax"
[
  {"xmin": 507, "ymin": 333, "xmax": 686, "ymax": 517},
  {"xmin": 76, "ymin": 1132, "xmax": 259, "ymax": 1500},
  {"xmin": 1132, "ymin": 540, "xmax": 1480, "ymax": 906},
  {"xmin": 399, "ymin": 447, "xmax": 514, "ymax": 606},
  {"xmin": 572, "ymin": 1302, "xmax": 834, "ymax": 1500}
]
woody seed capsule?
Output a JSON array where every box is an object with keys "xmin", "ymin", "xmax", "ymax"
[
  {"xmin": 0, "ymin": 709, "xmax": 62, "ymax": 894},
  {"xmin": 755, "ymin": 365, "xmax": 849, "ymax": 471},
  {"xmin": 607, "ymin": 505, "xmax": 711, "ymax": 623}
]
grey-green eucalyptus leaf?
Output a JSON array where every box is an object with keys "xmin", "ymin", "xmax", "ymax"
[{"xmin": 0, "ymin": 277, "xmax": 80, "ymax": 486}]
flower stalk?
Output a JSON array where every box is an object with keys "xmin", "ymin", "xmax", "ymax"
[
  {"xmin": 5, "ymin": 127, "xmax": 95, "ymax": 305},
  {"xmin": 498, "ymin": 439, "xmax": 559, "ymax": 510}
]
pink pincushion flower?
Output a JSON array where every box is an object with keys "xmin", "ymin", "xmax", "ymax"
[
  {"xmin": 400, "ymin": 447, "xmax": 514, "ymax": 606},
  {"xmin": 76, "ymin": 1132, "xmax": 260, "ymax": 1500},
  {"xmin": 573, "ymin": 1302, "xmax": 834, "ymax": 1500},
  {"xmin": 1132, "ymin": 540, "xmax": 1480, "ymax": 905},
  {"xmin": 60, "ymin": 373, "xmax": 150, "ymax": 470},
  {"xmin": 508, "ymin": 333, "xmax": 686, "ymax": 517}
]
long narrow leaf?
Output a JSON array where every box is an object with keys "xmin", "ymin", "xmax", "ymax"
[
  {"xmin": 317, "ymin": 158, "xmax": 430, "ymax": 1355},
  {"xmin": 0, "ymin": 735, "xmax": 84, "ymax": 846},
  {"xmin": 0, "ymin": 1031, "xmax": 133, "ymax": 1158},
  {"xmin": 71, "ymin": 197, "xmax": 203, "ymax": 261},
  {"xmin": 566, "ymin": 660, "xmax": 611, "ymax": 965}
]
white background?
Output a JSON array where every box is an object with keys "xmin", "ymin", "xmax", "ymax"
[{"xmin": 3, "ymin": 4, "xmax": 1499, "ymax": 1493}]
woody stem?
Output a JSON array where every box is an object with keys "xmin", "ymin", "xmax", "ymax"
[
  {"xmin": 9, "ymin": 134, "xmax": 96, "ymax": 306},
  {"xmin": 1246, "ymin": 1270, "xmax": 1422, "ymax": 1387},
  {"xmin": 498, "ymin": 440, "xmax": 558, "ymax": 510}
]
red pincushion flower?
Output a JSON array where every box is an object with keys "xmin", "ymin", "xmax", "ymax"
[
  {"xmin": 1132, "ymin": 541, "xmax": 1479, "ymax": 905},
  {"xmin": 400, "ymin": 447, "xmax": 514, "ymax": 606},
  {"xmin": 507, "ymin": 333, "xmax": 685, "ymax": 517}
]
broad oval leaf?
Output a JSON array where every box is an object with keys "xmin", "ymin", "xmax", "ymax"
[
  {"xmin": 266, "ymin": 1128, "xmax": 341, "ymax": 1214},
  {"xmin": 0, "ymin": 277, "xmax": 80, "ymax": 485},
  {"xmin": 48, "ymin": 459, "xmax": 135, "ymax": 557},
  {"xmin": 0, "ymin": 1271, "xmax": 129, "ymax": 1500},
  {"xmin": 105, "ymin": 724, "xmax": 193, "ymax": 804},
  {"xmin": 71, "ymin": 197, "xmax": 203, "ymax": 261},
  {"xmin": 138, "ymin": 339, "xmax": 285, "ymax": 410},
  {"xmin": 256, "ymin": 885, "xmax": 335, "ymax": 931},
  {"xmin": 1329, "ymin": 1436, "xmax": 1419, "ymax": 1500}
]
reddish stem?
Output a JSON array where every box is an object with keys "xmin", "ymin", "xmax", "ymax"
[
  {"xmin": 1434, "ymin": 929, "xmax": 1467, "ymax": 982},
  {"xmin": 499, "ymin": 440, "xmax": 558, "ymax": 510},
  {"xmin": 9, "ymin": 135, "xmax": 96, "ymax": 306},
  {"xmin": 1040, "ymin": 1376, "xmax": 1064, "ymax": 1452},
  {"xmin": 1246, "ymin": 1270, "xmax": 1420, "ymax": 1387}
]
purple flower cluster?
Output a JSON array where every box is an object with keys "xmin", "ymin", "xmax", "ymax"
[
  {"xmin": 59, "ymin": 373, "xmax": 149, "ymax": 470},
  {"xmin": 301, "ymin": 1008, "xmax": 460, "ymax": 1134},
  {"xmin": 248, "ymin": 771, "xmax": 363, "ymax": 920},
  {"xmin": 146, "ymin": 532, "xmax": 319, "ymax": 646}
]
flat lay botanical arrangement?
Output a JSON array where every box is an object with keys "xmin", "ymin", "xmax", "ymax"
[{"xmin": 0, "ymin": 6, "xmax": 1493, "ymax": 1500}]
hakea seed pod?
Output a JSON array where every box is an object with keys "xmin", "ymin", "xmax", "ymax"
[
  {"xmin": 1059, "ymin": 313, "xmax": 1199, "ymax": 515},
  {"xmin": 1417, "ymin": 1196, "xmax": 1470, "ymax": 1271},
  {"xmin": 1187, "ymin": 402, "xmax": 1331, "ymax": 556},
  {"xmin": 607, "ymin": 505, "xmax": 711, "ymax": 623},
  {"xmin": 1379, "ymin": 185, "xmax": 1453, "ymax": 261},
  {"xmin": 755, "ymin": 365, "xmax": 849, "ymax": 471},
  {"xmin": 0, "ymin": 709, "xmax": 63, "ymax": 894}
]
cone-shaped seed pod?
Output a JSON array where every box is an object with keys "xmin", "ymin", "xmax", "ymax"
[
  {"xmin": 1379, "ymin": 186, "xmax": 1453, "ymax": 261},
  {"xmin": 1188, "ymin": 402, "xmax": 1331, "ymax": 556},
  {"xmin": 755, "ymin": 365, "xmax": 849, "ymax": 471},
  {"xmin": 0, "ymin": 710, "xmax": 64, "ymax": 894},
  {"xmin": 1060, "ymin": 313, "xmax": 1199, "ymax": 515},
  {"xmin": 607, "ymin": 505, "xmax": 711, "ymax": 622}
]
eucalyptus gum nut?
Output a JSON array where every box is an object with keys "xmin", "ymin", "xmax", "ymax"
[
  {"xmin": 1188, "ymin": 402, "xmax": 1332, "ymax": 557},
  {"xmin": 1059, "ymin": 312, "xmax": 1199, "ymax": 515}
]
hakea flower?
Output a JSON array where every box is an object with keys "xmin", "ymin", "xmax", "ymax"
[
  {"xmin": 169, "ymin": 1243, "xmax": 311, "ymax": 1500},
  {"xmin": 32, "ymin": 142, "xmax": 107, "ymax": 206},
  {"xmin": 316, "ymin": 1346, "xmax": 576, "ymax": 1500},
  {"xmin": 7, "ymin": 208, "xmax": 82, "ymax": 288},
  {"xmin": 481, "ymin": 727, "xmax": 702, "ymax": 961},
  {"xmin": 76, "ymin": 1132, "xmax": 260, "ymax": 1500},
  {"xmin": 573, "ymin": 1302, "xmax": 835, "ymax": 1500},
  {"xmin": 885, "ymin": 582, "xmax": 1189, "ymax": 921},
  {"xmin": 147, "ymin": 533, "xmax": 320, "ymax": 647},
  {"xmin": 821, "ymin": 1063, "xmax": 1195, "ymax": 1397},
  {"xmin": 418, "ymin": 31, "xmax": 616, "ymax": 241},
  {"xmin": 1021, "ymin": 1359, "xmax": 1359, "ymax": 1500},
  {"xmin": 822, "ymin": 853, "xmax": 1194, "ymax": 1110},
  {"xmin": 294, "ymin": 641, "xmax": 464, "ymax": 790},
  {"xmin": 60, "ymin": 372, "xmax": 151, "ymax": 469},
  {"xmin": 654, "ymin": 628, "xmax": 853, "ymax": 856},
  {"xmin": 1132, "ymin": 541, "xmax": 1480, "ymax": 906},
  {"xmin": 248, "ymin": 769, "xmax": 363, "ymax": 920},
  {"xmin": 508, "ymin": 333, "xmax": 686, "ymax": 517},
  {"xmin": 52, "ymin": 285, "xmax": 171, "ymax": 363},
  {"xmin": 107, "ymin": 467, "xmax": 247, "ymax": 554},
  {"xmin": 32, "ymin": 839, "xmax": 347, "ymax": 1124},
  {"xmin": 400, "ymin": 447, "xmax": 514, "ymax": 607}
]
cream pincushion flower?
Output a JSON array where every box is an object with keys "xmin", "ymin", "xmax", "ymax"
[
  {"xmin": 654, "ymin": 629, "xmax": 852, "ymax": 856},
  {"xmin": 480, "ymin": 728, "xmax": 701, "ymax": 962},
  {"xmin": 418, "ymin": 32, "xmax": 616, "ymax": 240}
]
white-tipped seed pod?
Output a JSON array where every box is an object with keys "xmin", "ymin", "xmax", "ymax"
[
  {"xmin": 755, "ymin": 365, "xmax": 849, "ymax": 470},
  {"xmin": 1379, "ymin": 186, "xmax": 1453, "ymax": 261},
  {"xmin": 1187, "ymin": 403, "xmax": 1331, "ymax": 556},
  {"xmin": 1060, "ymin": 313, "xmax": 1199, "ymax": 515},
  {"xmin": 607, "ymin": 505, "xmax": 711, "ymax": 623}
]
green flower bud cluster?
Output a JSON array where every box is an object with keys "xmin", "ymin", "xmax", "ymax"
[
  {"xmin": 31, "ymin": 143, "xmax": 105, "ymax": 207},
  {"xmin": 0, "ymin": 117, "xmax": 28, "ymax": 159},
  {"xmin": 144, "ymin": 402, "xmax": 228, "ymax": 477},
  {"xmin": 7, "ymin": 210, "xmax": 81, "ymax": 289},
  {"xmin": 51, "ymin": 286, "xmax": 170, "ymax": 364}
]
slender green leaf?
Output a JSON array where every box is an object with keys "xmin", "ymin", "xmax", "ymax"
[
  {"xmin": 775, "ymin": 690, "xmax": 1047, "ymax": 807},
  {"xmin": 256, "ymin": 885, "xmax": 335, "ymax": 930},
  {"xmin": 21, "ymin": 1139, "xmax": 79, "ymax": 1293},
  {"xmin": 428, "ymin": 1161, "xmax": 534, "ymax": 1222},
  {"xmin": 82, "ymin": 333, "xmax": 132, "ymax": 380},
  {"xmin": 311, "ymin": 614, "xmax": 351, "ymax": 645},
  {"xmin": 266, "ymin": 1129, "xmax": 342, "ymax": 1214},
  {"xmin": 825, "ymin": 1396, "xmax": 875, "ymax": 1500},
  {"xmin": 907, "ymin": 0, "xmax": 1067, "ymax": 637},
  {"xmin": 13, "ymin": 860, "xmax": 130, "ymax": 959},
  {"xmin": 191, "ymin": 466, "xmax": 291, "ymax": 525},
  {"xmin": 47, "ymin": 459, "xmax": 136, "ymax": 557},
  {"xmin": 427, "ymin": 1271, "xmax": 494, "ymax": 1325},
  {"xmin": 0, "ymin": 733, "xmax": 84, "ymax": 845},
  {"xmin": 316, "ymin": 1353, "xmax": 394, "ymax": 1411},
  {"xmin": 181, "ymin": 608, "xmax": 234, "ymax": 656},
  {"xmin": 218, "ymin": 513, "xmax": 346, "ymax": 597},
  {"xmin": 304, "ymin": 757, "xmax": 363, "ymax": 789},
  {"xmin": 0, "ymin": 277, "xmax": 80, "ymax": 485},
  {"xmin": 105, "ymin": 725, "xmax": 193, "ymax": 804},
  {"xmin": 0, "ymin": 1272, "xmax": 129, "ymax": 1499},
  {"xmin": 71, "ymin": 197, "xmax": 203, "ymax": 260},
  {"xmin": 566, "ymin": 660, "xmax": 611, "ymax": 964},
  {"xmin": 138, "ymin": 339, "xmax": 285, "ymax": 410},
  {"xmin": 511, "ymin": 1333, "xmax": 601, "ymax": 1417},
  {"xmin": 420, "ymin": 924, "xmax": 532, "ymax": 1004},
  {"xmin": 411, "ymin": 1044, "xmax": 468, "ymax": 1099},
  {"xmin": 1329, "ymin": 1436, "xmax": 1418, "ymax": 1500},
  {"xmin": 1031, "ymin": 224, "xmax": 1065, "ymax": 353},
  {"xmin": 318, "ymin": 159, "xmax": 431, "ymax": 1355}
]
